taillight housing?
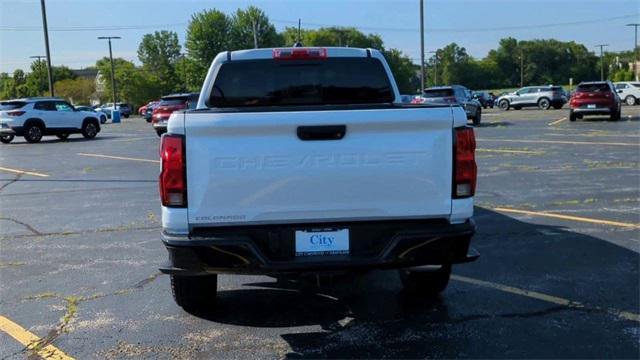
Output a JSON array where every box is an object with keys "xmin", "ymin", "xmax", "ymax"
[
  {"xmin": 7, "ymin": 111, "xmax": 25, "ymax": 116},
  {"xmin": 159, "ymin": 134, "xmax": 186, "ymax": 207},
  {"xmin": 454, "ymin": 127, "xmax": 477, "ymax": 198}
]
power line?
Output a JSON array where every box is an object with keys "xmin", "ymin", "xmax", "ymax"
[{"xmin": 1, "ymin": 14, "xmax": 637, "ymax": 33}]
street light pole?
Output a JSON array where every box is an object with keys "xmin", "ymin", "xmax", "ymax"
[
  {"xmin": 39, "ymin": 0, "xmax": 54, "ymax": 96},
  {"xmin": 29, "ymin": 55, "xmax": 46, "ymax": 95},
  {"xmin": 419, "ymin": 0, "xmax": 425, "ymax": 94},
  {"xmin": 595, "ymin": 44, "xmax": 609, "ymax": 81},
  {"xmin": 627, "ymin": 23, "xmax": 639, "ymax": 81},
  {"xmin": 518, "ymin": 49, "xmax": 524, "ymax": 88},
  {"xmin": 98, "ymin": 36, "xmax": 121, "ymax": 107}
]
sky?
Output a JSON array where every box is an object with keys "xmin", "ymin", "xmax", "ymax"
[{"xmin": 0, "ymin": 0, "xmax": 638, "ymax": 73}]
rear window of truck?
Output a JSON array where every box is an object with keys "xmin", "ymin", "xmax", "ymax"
[
  {"xmin": 208, "ymin": 57, "xmax": 394, "ymax": 107},
  {"xmin": 422, "ymin": 89, "xmax": 454, "ymax": 98}
]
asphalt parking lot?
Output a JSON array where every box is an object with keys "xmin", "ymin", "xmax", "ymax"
[{"xmin": 0, "ymin": 106, "xmax": 639, "ymax": 359}]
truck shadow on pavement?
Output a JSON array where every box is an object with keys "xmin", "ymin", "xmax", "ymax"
[{"xmin": 195, "ymin": 207, "xmax": 639, "ymax": 358}]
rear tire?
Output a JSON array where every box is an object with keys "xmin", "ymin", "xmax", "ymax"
[
  {"xmin": 100, "ymin": 115, "xmax": 107, "ymax": 124},
  {"xmin": 473, "ymin": 109, "xmax": 481, "ymax": 126},
  {"xmin": 82, "ymin": 120, "xmax": 99, "ymax": 139},
  {"xmin": 171, "ymin": 275, "xmax": 218, "ymax": 313},
  {"xmin": 499, "ymin": 100, "xmax": 509, "ymax": 111},
  {"xmin": 538, "ymin": 98, "xmax": 551, "ymax": 110},
  {"xmin": 156, "ymin": 129, "xmax": 165, "ymax": 137},
  {"xmin": 610, "ymin": 108, "xmax": 621, "ymax": 121},
  {"xmin": 56, "ymin": 133, "xmax": 69, "ymax": 140},
  {"xmin": 569, "ymin": 111, "xmax": 577, "ymax": 122},
  {"xmin": 23, "ymin": 123, "xmax": 43, "ymax": 143},
  {"xmin": 124, "ymin": 114, "xmax": 130, "ymax": 119},
  {"xmin": 552, "ymin": 104, "xmax": 563, "ymax": 110},
  {"xmin": 399, "ymin": 265, "xmax": 451, "ymax": 295},
  {"xmin": 0, "ymin": 135, "xmax": 14, "ymax": 144}
]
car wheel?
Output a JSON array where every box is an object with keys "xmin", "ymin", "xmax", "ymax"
[
  {"xmin": 82, "ymin": 120, "xmax": 99, "ymax": 139},
  {"xmin": 0, "ymin": 135, "xmax": 14, "ymax": 144},
  {"xmin": 625, "ymin": 96, "xmax": 637, "ymax": 106},
  {"xmin": 569, "ymin": 111, "xmax": 577, "ymax": 122},
  {"xmin": 399, "ymin": 264, "xmax": 451, "ymax": 295},
  {"xmin": 538, "ymin": 98, "xmax": 551, "ymax": 110},
  {"xmin": 145, "ymin": 117, "xmax": 152, "ymax": 123},
  {"xmin": 553, "ymin": 104, "xmax": 563, "ymax": 110},
  {"xmin": 499, "ymin": 100, "xmax": 509, "ymax": 111},
  {"xmin": 156, "ymin": 129, "xmax": 165, "ymax": 137},
  {"xmin": 610, "ymin": 108, "xmax": 621, "ymax": 121},
  {"xmin": 56, "ymin": 133, "xmax": 69, "ymax": 141},
  {"xmin": 171, "ymin": 275, "xmax": 217, "ymax": 313},
  {"xmin": 23, "ymin": 123, "xmax": 43, "ymax": 143},
  {"xmin": 473, "ymin": 109, "xmax": 481, "ymax": 126},
  {"xmin": 124, "ymin": 114, "xmax": 130, "ymax": 119},
  {"xmin": 100, "ymin": 115, "xmax": 107, "ymax": 124}
]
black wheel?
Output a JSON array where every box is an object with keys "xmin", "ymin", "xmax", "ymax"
[
  {"xmin": 0, "ymin": 135, "xmax": 14, "ymax": 144},
  {"xmin": 56, "ymin": 133, "xmax": 69, "ymax": 140},
  {"xmin": 399, "ymin": 265, "xmax": 451, "ymax": 295},
  {"xmin": 145, "ymin": 117, "xmax": 152, "ymax": 123},
  {"xmin": 156, "ymin": 129, "xmax": 165, "ymax": 137},
  {"xmin": 124, "ymin": 114, "xmax": 130, "ymax": 119},
  {"xmin": 569, "ymin": 111, "xmax": 577, "ymax": 122},
  {"xmin": 499, "ymin": 100, "xmax": 509, "ymax": 111},
  {"xmin": 625, "ymin": 96, "xmax": 637, "ymax": 106},
  {"xmin": 473, "ymin": 108, "xmax": 481, "ymax": 126},
  {"xmin": 82, "ymin": 120, "xmax": 99, "ymax": 139},
  {"xmin": 100, "ymin": 115, "xmax": 107, "ymax": 124},
  {"xmin": 538, "ymin": 98, "xmax": 551, "ymax": 110},
  {"xmin": 23, "ymin": 123, "xmax": 43, "ymax": 143},
  {"xmin": 171, "ymin": 275, "xmax": 218, "ymax": 313},
  {"xmin": 610, "ymin": 108, "xmax": 621, "ymax": 121},
  {"xmin": 552, "ymin": 104, "xmax": 563, "ymax": 110},
  {"xmin": 513, "ymin": 106, "xmax": 521, "ymax": 110}
]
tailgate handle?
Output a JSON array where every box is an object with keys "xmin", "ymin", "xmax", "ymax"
[{"xmin": 297, "ymin": 125, "xmax": 346, "ymax": 141}]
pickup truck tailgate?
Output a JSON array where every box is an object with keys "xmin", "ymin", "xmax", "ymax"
[{"xmin": 185, "ymin": 107, "xmax": 453, "ymax": 226}]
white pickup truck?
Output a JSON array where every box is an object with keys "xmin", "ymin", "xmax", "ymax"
[{"xmin": 158, "ymin": 47, "xmax": 478, "ymax": 312}]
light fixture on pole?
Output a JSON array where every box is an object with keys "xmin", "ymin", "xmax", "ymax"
[{"xmin": 627, "ymin": 23, "xmax": 639, "ymax": 81}]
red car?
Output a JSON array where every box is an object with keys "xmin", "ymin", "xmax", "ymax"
[
  {"xmin": 152, "ymin": 93, "xmax": 199, "ymax": 136},
  {"xmin": 138, "ymin": 100, "xmax": 158, "ymax": 116},
  {"xmin": 569, "ymin": 81, "xmax": 621, "ymax": 121}
]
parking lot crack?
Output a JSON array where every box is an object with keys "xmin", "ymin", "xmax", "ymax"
[
  {"xmin": 0, "ymin": 174, "xmax": 22, "ymax": 192},
  {"xmin": 0, "ymin": 217, "xmax": 42, "ymax": 235}
]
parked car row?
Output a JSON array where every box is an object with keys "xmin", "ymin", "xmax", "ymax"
[{"xmin": 151, "ymin": 93, "xmax": 199, "ymax": 136}]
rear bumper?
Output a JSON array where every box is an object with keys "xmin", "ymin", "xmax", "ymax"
[
  {"xmin": 571, "ymin": 107, "xmax": 613, "ymax": 115},
  {"xmin": 160, "ymin": 219, "xmax": 477, "ymax": 276}
]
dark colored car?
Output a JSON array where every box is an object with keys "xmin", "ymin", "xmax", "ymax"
[
  {"xmin": 569, "ymin": 81, "xmax": 621, "ymax": 121},
  {"xmin": 152, "ymin": 93, "xmax": 199, "ymax": 136},
  {"xmin": 142, "ymin": 101, "xmax": 159, "ymax": 123},
  {"xmin": 473, "ymin": 91, "xmax": 494, "ymax": 109},
  {"xmin": 417, "ymin": 85, "xmax": 482, "ymax": 125}
]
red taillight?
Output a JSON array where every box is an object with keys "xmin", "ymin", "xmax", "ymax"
[
  {"xmin": 159, "ymin": 134, "xmax": 186, "ymax": 207},
  {"xmin": 454, "ymin": 127, "xmax": 476, "ymax": 198},
  {"xmin": 7, "ymin": 111, "xmax": 25, "ymax": 116},
  {"xmin": 273, "ymin": 47, "xmax": 328, "ymax": 60}
]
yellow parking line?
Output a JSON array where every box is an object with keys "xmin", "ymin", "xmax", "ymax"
[
  {"xmin": 548, "ymin": 117, "xmax": 566, "ymax": 126},
  {"xmin": 477, "ymin": 138, "xmax": 639, "ymax": 147},
  {"xmin": 77, "ymin": 153, "xmax": 160, "ymax": 164},
  {"xmin": 451, "ymin": 275, "xmax": 640, "ymax": 322},
  {"xmin": 477, "ymin": 148, "xmax": 543, "ymax": 155},
  {"xmin": 0, "ymin": 315, "xmax": 74, "ymax": 359},
  {"xmin": 0, "ymin": 166, "xmax": 49, "ymax": 177},
  {"xmin": 494, "ymin": 207, "xmax": 640, "ymax": 229}
]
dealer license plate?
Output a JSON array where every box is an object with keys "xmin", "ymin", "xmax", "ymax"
[
  {"xmin": 587, "ymin": 104, "xmax": 596, "ymax": 109},
  {"xmin": 295, "ymin": 228, "xmax": 349, "ymax": 256}
]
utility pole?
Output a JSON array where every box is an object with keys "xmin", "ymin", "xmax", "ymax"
[
  {"xmin": 29, "ymin": 55, "xmax": 46, "ymax": 95},
  {"xmin": 595, "ymin": 44, "xmax": 609, "ymax": 81},
  {"xmin": 252, "ymin": 19, "xmax": 258, "ymax": 49},
  {"xmin": 419, "ymin": 0, "xmax": 425, "ymax": 94},
  {"xmin": 39, "ymin": 0, "xmax": 54, "ymax": 96},
  {"xmin": 519, "ymin": 50, "xmax": 524, "ymax": 88},
  {"xmin": 98, "ymin": 36, "xmax": 121, "ymax": 107},
  {"xmin": 429, "ymin": 51, "xmax": 437, "ymax": 86},
  {"xmin": 627, "ymin": 23, "xmax": 639, "ymax": 81}
]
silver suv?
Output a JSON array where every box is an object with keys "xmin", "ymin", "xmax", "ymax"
[{"xmin": 496, "ymin": 86, "xmax": 566, "ymax": 111}]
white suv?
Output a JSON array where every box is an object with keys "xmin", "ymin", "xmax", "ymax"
[
  {"xmin": 0, "ymin": 98, "xmax": 101, "ymax": 144},
  {"xmin": 614, "ymin": 82, "xmax": 640, "ymax": 106}
]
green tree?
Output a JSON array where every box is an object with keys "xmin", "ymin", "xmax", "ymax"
[
  {"xmin": 229, "ymin": 6, "xmax": 282, "ymax": 49},
  {"xmin": 185, "ymin": 9, "xmax": 230, "ymax": 82},
  {"xmin": 383, "ymin": 49, "xmax": 419, "ymax": 93},
  {"xmin": 55, "ymin": 78, "xmax": 95, "ymax": 104},
  {"xmin": 0, "ymin": 72, "xmax": 16, "ymax": 99},
  {"xmin": 96, "ymin": 57, "xmax": 161, "ymax": 108},
  {"xmin": 138, "ymin": 30, "xmax": 181, "ymax": 94}
]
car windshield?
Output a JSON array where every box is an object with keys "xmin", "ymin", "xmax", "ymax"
[
  {"xmin": 576, "ymin": 83, "xmax": 609, "ymax": 92},
  {"xmin": 422, "ymin": 89, "xmax": 454, "ymax": 98},
  {"xmin": 209, "ymin": 57, "xmax": 393, "ymax": 107},
  {"xmin": 0, "ymin": 101, "xmax": 27, "ymax": 110}
]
